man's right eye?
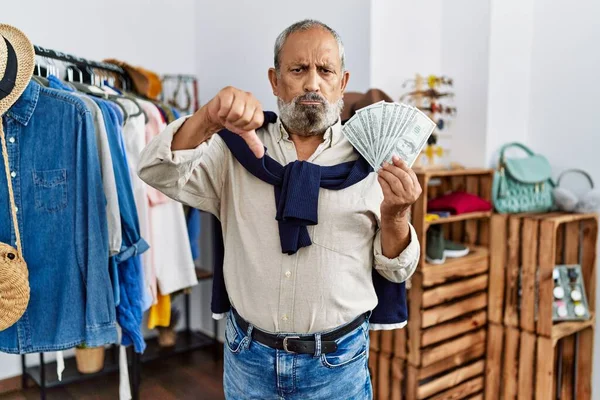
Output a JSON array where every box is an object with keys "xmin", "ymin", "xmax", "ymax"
[{"xmin": 291, "ymin": 68, "xmax": 302, "ymax": 73}]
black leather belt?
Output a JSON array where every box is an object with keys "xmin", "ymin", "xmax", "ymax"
[{"xmin": 232, "ymin": 309, "xmax": 367, "ymax": 355}]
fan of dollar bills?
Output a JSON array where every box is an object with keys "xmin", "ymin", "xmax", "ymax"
[{"xmin": 342, "ymin": 101, "xmax": 436, "ymax": 170}]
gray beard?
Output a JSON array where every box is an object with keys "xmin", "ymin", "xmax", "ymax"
[{"xmin": 277, "ymin": 94, "xmax": 344, "ymax": 137}]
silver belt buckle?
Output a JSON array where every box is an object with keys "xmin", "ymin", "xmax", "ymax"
[{"xmin": 282, "ymin": 336, "xmax": 300, "ymax": 353}]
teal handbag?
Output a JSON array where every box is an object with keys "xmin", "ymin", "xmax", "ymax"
[{"xmin": 492, "ymin": 142, "xmax": 555, "ymax": 213}]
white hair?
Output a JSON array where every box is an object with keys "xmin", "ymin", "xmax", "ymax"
[{"xmin": 273, "ymin": 19, "xmax": 346, "ymax": 74}]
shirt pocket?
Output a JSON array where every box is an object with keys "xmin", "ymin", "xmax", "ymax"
[
  {"xmin": 33, "ymin": 169, "xmax": 68, "ymax": 213},
  {"xmin": 311, "ymin": 189, "xmax": 377, "ymax": 255}
]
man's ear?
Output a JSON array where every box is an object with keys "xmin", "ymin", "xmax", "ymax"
[
  {"xmin": 268, "ymin": 68, "xmax": 279, "ymax": 96},
  {"xmin": 340, "ymin": 70, "xmax": 350, "ymax": 94}
]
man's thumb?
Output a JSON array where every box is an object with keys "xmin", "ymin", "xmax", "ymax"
[{"xmin": 242, "ymin": 130, "xmax": 265, "ymax": 158}]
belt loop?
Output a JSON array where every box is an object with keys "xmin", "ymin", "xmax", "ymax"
[
  {"xmin": 244, "ymin": 323, "xmax": 254, "ymax": 349},
  {"xmin": 313, "ymin": 333, "xmax": 322, "ymax": 358}
]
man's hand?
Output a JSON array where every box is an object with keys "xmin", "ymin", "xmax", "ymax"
[
  {"xmin": 377, "ymin": 156, "xmax": 422, "ymax": 219},
  {"xmin": 206, "ymin": 86, "xmax": 265, "ymax": 158},
  {"xmin": 377, "ymin": 155, "xmax": 421, "ymax": 259},
  {"xmin": 172, "ymin": 86, "xmax": 265, "ymax": 158}
]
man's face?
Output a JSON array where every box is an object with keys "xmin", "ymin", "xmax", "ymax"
[{"xmin": 269, "ymin": 27, "xmax": 350, "ymax": 136}]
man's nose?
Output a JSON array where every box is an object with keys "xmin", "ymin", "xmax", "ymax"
[{"xmin": 303, "ymin": 69, "xmax": 320, "ymax": 93}]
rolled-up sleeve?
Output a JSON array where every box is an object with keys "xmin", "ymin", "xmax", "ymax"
[
  {"xmin": 373, "ymin": 222, "xmax": 420, "ymax": 283},
  {"xmin": 137, "ymin": 116, "xmax": 229, "ymax": 217}
]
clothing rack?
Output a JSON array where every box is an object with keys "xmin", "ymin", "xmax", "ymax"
[
  {"xmin": 160, "ymin": 74, "xmax": 200, "ymax": 113},
  {"xmin": 34, "ymin": 45, "xmax": 126, "ymax": 75},
  {"xmin": 16, "ymin": 48, "xmax": 218, "ymax": 400}
]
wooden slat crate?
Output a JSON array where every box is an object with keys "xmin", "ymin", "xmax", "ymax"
[
  {"xmin": 485, "ymin": 212, "xmax": 597, "ymax": 400},
  {"xmin": 372, "ymin": 168, "xmax": 493, "ymax": 400},
  {"xmin": 406, "ymin": 168, "xmax": 494, "ymax": 369},
  {"xmin": 484, "ymin": 322, "xmax": 595, "ymax": 400},
  {"xmin": 487, "ymin": 213, "xmax": 597, "ymax": 335},
  {"xmin": 369, "ymin": 329, "xmax": 406, "ymax": 399},
  {"xmin": 406, "ymin": 357, "xmax": 486, "ymax": 400}
]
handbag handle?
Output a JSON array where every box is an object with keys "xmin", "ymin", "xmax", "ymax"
[
  {"xmin": 557, "ymin": 169, "xmax": 595, "ymax": 189},
  {"xmin": 499, "ymin": 142, "xmax": 536, "ymax": 163},
  {"xmin": 0, "ymin": 119, "xmax": 22, "ymax": 258}
]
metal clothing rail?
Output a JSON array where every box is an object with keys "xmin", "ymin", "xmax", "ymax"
[
  {"xmin": 161, "ymin": 73, "xmax": 197, "ymax": 82},
  {"xmin": 34, "ymin": 45, "xmax": 126, "ymax": 76}
]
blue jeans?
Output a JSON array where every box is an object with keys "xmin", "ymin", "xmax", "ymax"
[{"xmin": 223, "ymin": 311, "xmax": 372, "ymax": 399}]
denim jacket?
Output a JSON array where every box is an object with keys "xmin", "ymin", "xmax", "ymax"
[{"xmin": 0, "ymin": 81, "xmax": 117, "ymax": 353}]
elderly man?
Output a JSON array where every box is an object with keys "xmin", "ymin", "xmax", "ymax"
[{"xmin": 138, "ymin": 19, "xmax": 420, "ymax": 400}]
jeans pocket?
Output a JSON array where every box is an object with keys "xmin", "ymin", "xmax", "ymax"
[
  {"xmin": 33, "ymin": 169, "xmax": 67, "ymax": 212},
  {"xmin": 225, "ymin": 313, "xmax": 246, "ymax": 354},
  {"xmin": 320, "ymin": 324, "xmax": 368, "ymax": 369}
]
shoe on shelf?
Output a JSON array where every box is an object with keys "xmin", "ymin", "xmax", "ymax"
[
  {"xmin": 426, "ymin": 226, "xmax": 446, "ymax": 264},
  {"xmin": 444, "ymin": 240, "xmax": 470, "ymax": 258}
]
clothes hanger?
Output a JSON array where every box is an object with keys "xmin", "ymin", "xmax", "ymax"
[
  {"xmin": 67, "ymin": 65, "xmax": 129, "ymax": 122},
  {"xmin": 32, "ymin": 63, "xmax": 49, "ymax": 87},
  {"xmin": 167, "ymin": 76, "xmax": 192, "ymax": 112}
]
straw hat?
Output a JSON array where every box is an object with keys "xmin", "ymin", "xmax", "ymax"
[
  {"xmin": 0, "ymin": 24, "xmax": 34, "ymax": 331},
  {"xmin": 0, "ymin": 24, "xmax": 35, "ymax": 114}
]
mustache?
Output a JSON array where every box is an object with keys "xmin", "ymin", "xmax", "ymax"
[{"xmin": 294, "ymin": 92, "xmax": 327, "ymax": 105}]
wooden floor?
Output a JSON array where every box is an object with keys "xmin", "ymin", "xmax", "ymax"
[{"xmin": 0, "ymin": 348, "xmax": 224, "ymax": 400}]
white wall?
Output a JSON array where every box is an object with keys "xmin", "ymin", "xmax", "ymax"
[
  {"xmin": 525, "ymin": 0, "xmax": 600, "ymax": 393},
  {"xmin": 2, "ymin": 0, "xmax": 196, "ymax": 75},
  {"xmin": 370, "ymin": 0, "xmax": 443, "ymax": 101},
  {"xmin": 0, "ymin": 0, "xmax": 198, "ymax": 382},
  {"xmin": 484, "ymin": 0, "xmax": 536, "ymax": 166},
  {"xmin": 371, "ymin": 0, "xmax": 491, "ymax": 167},
  {"xmin": 194, "ymin": 0, "xmax": 372, "ymax": 111},
  {"xmin": 440, "ymin": 0, "xmax": 491, "ymax": 168}
]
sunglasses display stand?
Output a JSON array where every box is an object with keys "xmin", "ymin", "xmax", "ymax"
[{"xmin": 399, "ymin": 73, "xmax": 456, "ymax": 170}]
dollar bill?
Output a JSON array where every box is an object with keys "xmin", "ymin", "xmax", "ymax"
[
  {"xmin": 356, "ymin": 100, "xmax": 384, "ymax": 152},
  {"xmin": 376, "ymin": 102, "xmax": 399, "ymax": 164},
  {"xmin": 343, "ymin": 101, "xmax": 435, "ymax": 170},
  {"xmin": 381, "ymin": 110, "xmax": 436, "ymax": 167},
  {"xmin": 342, "ymin": 117, "xmax": 376, "ymax": 168},
  {"xmin": 377, "ymin": 104, "xmax": 413, "ymax": 166}
]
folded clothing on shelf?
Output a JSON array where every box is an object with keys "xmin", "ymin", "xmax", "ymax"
[{"xmin": 427, "ymin": 191, "xmax": 492, "ymax": 215}]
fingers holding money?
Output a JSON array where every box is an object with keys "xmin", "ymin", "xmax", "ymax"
[{"xmin": 378, "ymin": 157, "xmax": 422, "ymax": 218}]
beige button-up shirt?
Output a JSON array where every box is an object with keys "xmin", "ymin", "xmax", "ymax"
[{"xmin": 137, "ymin": 115, "xmax": 420, "ymax": 333}]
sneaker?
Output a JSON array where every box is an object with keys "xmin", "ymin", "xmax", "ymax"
[
  {"xmin": 426, "ymin": 226, "xmax": 446, "ymax": 264},
  {"xmin": 444, "ymin": 240, "xmax": 470, "ymax": 258}
]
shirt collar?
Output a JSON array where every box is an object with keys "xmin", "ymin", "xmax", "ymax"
[
  {"xmin": 5, "ymin": 80, "xmax": 40, "ymax": 126},
  {"xmin": 277, "ymin": 116, "xmax": 343, "ymax": 148}
]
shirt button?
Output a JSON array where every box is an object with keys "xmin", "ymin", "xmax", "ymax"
[
  {"xmin": 282, "ymin": 314, "xmax": 288, "ymax": 321},
  {"xmin": 15, "ymin": 207, "xmax": 18, "ymax": 213},
  {"xmin": 285, "ymin": 271, "xmax": 291, "ymax": 278},
  {"xmin": 8, "ymin": 137, "xmax": 15, "ymax": 143},
  {"xmin": 10, "ymin": 171, "xmax": 16, "ymax": 178}
]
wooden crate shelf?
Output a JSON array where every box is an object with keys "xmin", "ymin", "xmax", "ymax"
[
  {"xmin": 407, "ymin": 359, "xmax": 486, "ymax": 400},
  {"xmin": 412, "ymin": 167, "xmax": 493, "ymax": 178},
  {"xmin": 552, "ymin": 312, "xmax": 596, "ymax": 346},
  {"xmin": 485, "ymin": 322, "xmax": 594, "ymax": 400},
  {"xmin": 406, "ymin": 165, "xmax": 494, "ymax": 365},
  {"xmin": 485, "ymin": 211, "xmax": 597, "ymax": 400},
  {"xmin": 422, "ymin": 245, "xmax": 489, "ymax": 287},
  {"xmin": 368, "ymin": 167, "xmax": 495, "ymax": 400},
  {"xmin": 426, "ymin": 211, "xmax": 493, "ymax": 227},
  {"xmin": 488, "ymin": 212, "xmax": 597, "ymax": 335}
]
